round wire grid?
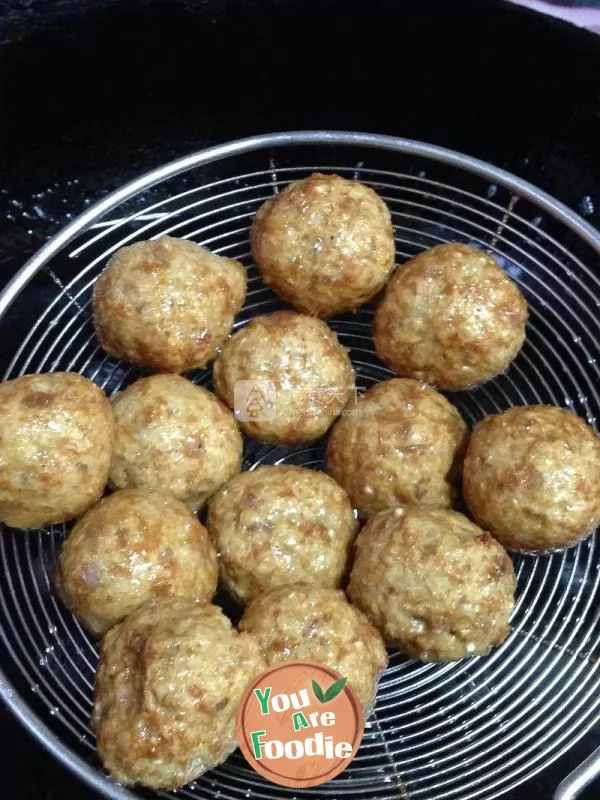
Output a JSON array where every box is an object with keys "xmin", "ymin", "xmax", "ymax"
[{"xmin": 1, "ymin": 132, "xmax": 600, "ymax": 800}]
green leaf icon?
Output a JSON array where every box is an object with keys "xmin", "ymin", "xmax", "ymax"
[
  {"xmin": 312, "ymin": 679, "xmax": 325, "ymax": 703},
  {"xmin": 312, "ymin": 676, "xmax": 348, "ymax": 703},
  {"xmin": 323, "ymin": 677, "xmax": 347, "ymax": 702}
]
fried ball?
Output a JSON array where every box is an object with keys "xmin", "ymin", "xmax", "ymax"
[
  {"xmin": 325, "ymin": 378, "xmax": 467, "ymax": 520},
  {"xmin": 463, "ymin": 405, "xmax": 600, "ymax": 551},
  {"xmin": 250, "ymin": 173, "xmax": 395, "ymax": 317},
  {"xmin": 56, "ymin": 490, "xmax": 218, "ymax": 634},
  {"xmin": 0, "ymin": 373, "xmax": 114, "ymax": 529},
  {"xmin": 110, "ymin": 375, "xmax": 242, "ymax": 510},
  {"xmin": 207, "ymin": 466, "xmax": 358, "ymax": 604},
  {"xmin": 373, "ymin": 243, "xmax": 528, "ymax": 390},
  {"xmin": 213, "ymin": 311, "xmax": 355, "ymax": 443},
  {"xmin": 93, "ymin": 598, "xmax": 264, "ymax": 789},
  {"xmin": 240, "ymin": 585, "xmax": 387, "ymax": 712},
  {"xmin": 348, "ymin": 508, "xmax": 516, "ymax": 661},
  {"xmin": 93, "ymin": 236, "xmax": 247, "ymax": 373}
]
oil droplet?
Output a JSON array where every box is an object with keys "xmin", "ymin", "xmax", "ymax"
[{"xmin": 580, "ymin": 196, "xmax": 594, "ymax": 217}]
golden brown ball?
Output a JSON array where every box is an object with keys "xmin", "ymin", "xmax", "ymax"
[
  {"xmin": 213, "ymin": 311, "xmax": 355, "ymax": 444},
  {"xmin": 373, "ymin": 243, "xmax": 528, "ymax": 390},
  {"xmin": 207, "ymin": 466, "xmax": 358, "ymax": 604},
  {"xmin": 348, "ymin": 508, "xmax": 516, "ymax": 661},
  {"xmin": 251, "ymin": 173, "xmax": 395, "ymax": 317},
  {"xmin": 93, "ymin": 236, "xmax": 247, "ymax": 372},
  {"xmin": 325, "ymin": 378, "xmax": 467, "ymax": 520},
  {"xmin": 463, "ymin": 405, "xmax": 600, "ymax": 551},
  {"xmin": 240, "ymin": 584, "xmax": 387, "ymax": 712},
  {"xmin": 93, "ymin": 598, "xmax": 264, "ymax": 789},
  {"xmin": 0, "ymin": 372, "xmax": 114, "ymax": 529},
  {"xmin": 110, "ymin": 375, "xmax": 242, "ymax": 510},
  {"xmin": 56, "ymin": 490, "xmax": 218, "ymax": 634}
]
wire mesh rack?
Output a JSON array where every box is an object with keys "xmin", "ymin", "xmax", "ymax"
[{"xmin": 1, "ymin": 132, "xmax": 600, "ymax": 800}]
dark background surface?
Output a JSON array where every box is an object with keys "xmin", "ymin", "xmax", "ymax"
[{"xmin": 1, "ymin": 0, "xmax": 600, "ymax": 798}]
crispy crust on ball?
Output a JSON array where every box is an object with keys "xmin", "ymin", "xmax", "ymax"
[
  {"xmin": 348, "ymin": 508, "xmax": 516, "ymax": 661},
  {"xmin": 240, "ymin": 584, "xmax": 387, "ymax": 711},
  {"xmin": 463, "ymin": 405, "xmax": 600, "ymax": 551},
  {"xmin": 57, "ymin": 490, "xmax": 218, "ymax": 634},
  {"xmin": 0, "ymin": 372, "xmax": 114, "ymax": 528},
  {"xmin": 110, "ymin": 375, "xmax": 242, "ymax": 510},
  {"xmin": 373, "ymin": 244, "xmax": 528, "ymax": 390},
  {"xmin": 325, "ymin": 378, "xmax": 468, "ymax": 519},
  {"xmin": 251, "ymin": 173, "xmax": 395, "ymax": 317},
  {"xmin": 207, "ymin": 466, "xmax": 358, "ymax": 604},
  {"xmin": 213, "ymin": 311, "xmax": 355, "ymax": 443},
  {"xmin": 93, "ymin": 236, "xmax": 247, "ymax": 372},
  {"xmin": 93, "ymin": 599, "xmax": 264, "ymax": 788}
]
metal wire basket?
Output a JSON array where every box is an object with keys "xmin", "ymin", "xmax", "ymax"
[{"xmin": 1, "ymin": 131, "xmax": 600, "ymax": 800}]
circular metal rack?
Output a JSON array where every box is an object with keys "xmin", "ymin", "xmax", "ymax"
[{"xmin": 1, "ymin": 132, "xmax": 600, "ymax": 800}]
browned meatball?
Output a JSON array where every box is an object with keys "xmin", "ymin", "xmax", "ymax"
[
  {"xmin": 348, "ymin": 508, "xmax": 516, "ymax": 661},
  {"xmin": 93, "ymin": 598, "xmax": 264, "ymax": 789},
  {"xmin": 93, "ymin": 236, "xmax": 247, "ymax": 373},
  {"xmin": 251, "ymin": 173, "xmax": 396, "ymax": 317},
  {"xmin": 110, "ymin": 375, "xmax": 242, "ymax": 510},
  {"xmin": 213, "ymin": 311, "xmax": 355, "ymax": 444},
  {"xmin": 240, "ymin": 585, "xmax": 387, "ymax": 712},
  {"xmin": 207, "ymin": 466, "xmax": 358, "ymax": 604},
  {"xmin": 325, "ymin": 378, "xmax": 467, "ymax": 519},
  {"xmin": 0, "ymin": 373, "xmax": 114, "ymax": 529},
  {"xmin": 373, "ymin": 244, "xmax": 528, "ymax": 390},
  {"xmin": 464, "ymin": 405, "xmax": 600, "ymax": 551},
  {"xmin": 56, "ymin": 490, "xmax": 218, "ymax": 634}
]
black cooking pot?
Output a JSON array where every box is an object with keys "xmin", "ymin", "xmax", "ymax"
[{"xmin": 1, "ymin": 2, "xmax": 600, "ymax": 799}]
